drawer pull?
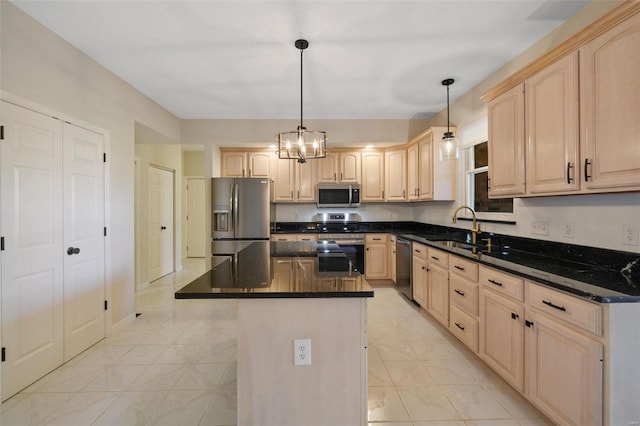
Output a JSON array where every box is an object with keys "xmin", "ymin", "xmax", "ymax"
[
  {"xmin": 488, "ymin": 279, "xmax": 503, "ymax": 287},
  {"xmin": 373, "ymin": 238, "xmax": 381, "ymax": 241},
  {"xmin": 525, "ymin": 320, "xmax": 534, "ymax": 328},
  {"xmin": 431, "ymin": 256, "xmax": 439, "ymax": 261},
  {"xmin": 542, "ymin": 300, "xmax": 567, "ymax": 312},
  {"xmin": 454, "ymin": 322, "xmax": 465, "ymax": 331},
  {"xmin": 511, "ymin": 312, "xmax": 519, "ymax": 320},
  {"xmin": 454, "ymin": 265, "xmax": 465, "ymax": 271},
  {"xmin": 454, "ymin": 289, "xmax": 465, "ymax": 296},
  {"xmin": 414, "ymin": 249, "xmax": 422, "ymax": 253}
]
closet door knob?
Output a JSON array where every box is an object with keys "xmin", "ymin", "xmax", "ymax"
[{"xmin": 67, "ymin": 247, "xmax": 80, "ymax": 255}]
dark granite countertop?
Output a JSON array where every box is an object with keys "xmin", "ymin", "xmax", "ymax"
[
  {"xmin": 272, "ymin": 221, "xmax": 640, "ymax": 303},
  {"xmin": 175, "ymin": 241, "xmax": 374, "ymax": 299}
]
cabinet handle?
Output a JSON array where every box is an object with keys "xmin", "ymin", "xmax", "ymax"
[
  {"xmin": 341, "ymin": 172, "xmax": 343, "ymax": 180},
  {"xmin": 455, "ymin": 322, "xmax": 465, "ymax": 331},
  {"xmin": 566, "ymin": 162, "xmax": 574, "ymax": 184},
  {"xmin": 584, "ymin": 158, "xmax": 592, "ymax": 182},
  {"xmin": 488, "ymin": 279, "xmax": 503, "ymax": 287},
  {"xmin": 454, "ymin": 265, "xmax": 465, "ymax": 271},
  {"xmin": 242, "ymin": 169, "xmax": 245, "ymax": 177},
  {"xmin": 414, "ymin": 249, "xmax": 421, "ymax": 253},
  {"xmin": 454, "ymin": 289, "xmax": 465, "ymax": 296},
  {"xmin": 373, "ymin": 238, "xmax": 381, "ymax": 241},
  {"xmin": 403, "ymin": 189, "xmax": 406, "ymax": 198},
  {"xmin": 542, "ymin": 300, "xmax": 567, "ymax": 312},
  {"xmin": 366, "ymin": 247, "xmax": 369, "ymax": 251},
  {"xmin": 334, "ymin": 172, "xmax": 337, "ymax": 181},
  {"xmin": 249, "ymin": 168, "xmax": 252, "ymax": 177},
  {"xmin": 431, "ymin": 256, "xmax": 439, "ymax": 261},
  {"xmin": 422, "ymin": 266, "xmax": 427, "ymax": 270},
  {"xmin": 525, "ymin": 320, "xmax": 534, "ymax": 328},
  {"xmin": 291, "ymin": 190, "xmax": 293, "ymax": 198},
  {"xmin": 511, "ymin": 312, "xmax": 519, "ymax": 320},
  {"xmin": 487, "ymin": 177, "xmax": 491, "ymax": 189},
  {"xmin": 297, "ymin": 190, "xmax": 300, "ymax": 199}
]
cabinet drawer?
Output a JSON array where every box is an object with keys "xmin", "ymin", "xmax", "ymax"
[
  {"xmin": 427, "ymin": 248, "xmax": 449, "ymax": 269},
  {"xmin": 526, "ymin": 282, "xmax": 603, "ymax": 336},
  {"xmin": 390, "ymin": 235, "xmax": 396, "ymax": 244},
  {"xmin": 412, "ymin": 242, "xmax": 428, "ymax": 261},
  {"xmin": 479, "ymin": 266, "xmax": 524, "ymax": 302},
  {"xmin": 449, "ymin": 305, "xmax": 479, "ymax": 353},
  {"xmin": 449, "ymin": 256, "xmax": 479, "ymax": 282},
  {"xmin": 450, "ymin": 274, "xmax": 479, "ymax": 317},
  {"xmin": 296, "ymin": 234, "xmax": 318, "ymax": 242},
  {"xmin": 366, "ymin": 234, "xmax": 388, "ymax": 244}
]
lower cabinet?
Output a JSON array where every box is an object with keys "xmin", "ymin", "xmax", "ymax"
[
  {"xmin": 411, "ymin": 242, "xmax": 428, "ymax": 306},
  {"xmin": 426, "ymin": 248, "xmax": 449, "ymax": 327},
  {"xmin": 390, "ymin": 235, "xmax": 397, "ymax": 283},
  {"xmin": 365, "ymin": 234, "xmax": 389, "ymax": 279},
  {"xmin": 525, "ymin": 308, "xmax": 603, "ymax": 426}
]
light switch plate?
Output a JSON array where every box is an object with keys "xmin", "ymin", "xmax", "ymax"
[{"xmin": 531, "ymin": 221, "xmax": 549, "ymax": 236}]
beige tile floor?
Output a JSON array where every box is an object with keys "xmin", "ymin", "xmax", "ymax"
[{"xmin": 0, "ymin": 258, "xmax": 553, "ymax": 425}]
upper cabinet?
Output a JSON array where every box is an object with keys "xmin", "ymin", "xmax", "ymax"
[
  {"xmin": 385, "ymin": 149, "xmax": 407, "ymax": 201},
  {"xmin": 361, "ymin": 151, "xmax": 385, "ymax": 202},
  {"xmin": 406, "ymin": 143, "xmax": 419, "ymax": 200},
  {"xmin": 483, "ymin": 5, "xmax": 640, "ymax": 198},
  {"xmin": 317, "ymin": 152, "xmax": 361, "ymax": 183},
  {"xmin": 580, "ymin": 11, "xmax": 640, "ymax": 192},
  {"xmin": 221, "ymin": 150, "xmax": 277, "ymax": 178},
  {"xmin": 410, "ymin": 127, "xmax": 456, "ymax": 201},
  {"xmin": 221, "ymin": 151, "xmax": 247, "ymax": 177}
]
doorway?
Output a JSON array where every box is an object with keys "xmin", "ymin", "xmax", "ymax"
[{"xmin": 148, "ymin": 165, "xmax": 175, "ymax": 282}]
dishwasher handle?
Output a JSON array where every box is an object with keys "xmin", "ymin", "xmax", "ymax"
[{"xmin": 396, "ymin": 238, "xmax": 411, "ymax": 246}]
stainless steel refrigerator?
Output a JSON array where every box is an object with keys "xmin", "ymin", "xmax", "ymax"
[{"xmin": 212, "ymin": 177, "xmax": 274, "ymax": 240}]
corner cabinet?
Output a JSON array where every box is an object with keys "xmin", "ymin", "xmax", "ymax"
[
  {"xmin": 409, "ymin": 127, "xmax": 456, "ymax": 201},
  {"xmin": 361, "ymin": 151, "xmax": 385, "ymax": 202}
]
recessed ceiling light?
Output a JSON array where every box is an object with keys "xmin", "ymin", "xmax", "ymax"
[{"xmin": 365, "ymin": 144, "xmax": 374, "ymax": 149}]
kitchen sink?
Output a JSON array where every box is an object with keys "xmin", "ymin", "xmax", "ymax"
[{"xmin": 436, "ymin": 240, "xmax": 480, "ymax": 250}]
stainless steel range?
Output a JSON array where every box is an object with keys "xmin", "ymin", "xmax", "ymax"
[{"xmin": 313, "ymin": 213, "xmax": 365, "ymax": 274}]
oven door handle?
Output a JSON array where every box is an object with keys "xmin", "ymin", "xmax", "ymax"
[{"xmin": 333, "ymin": 240, "xmax": 365, "ymax": 245}]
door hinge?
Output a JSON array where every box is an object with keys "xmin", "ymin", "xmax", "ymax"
[
  {"xmin": 104, "ymin": 300, "xmax": 108, "ymax": 311},
  {"xmin": 0, "ymin": 125, "xmax": 4, "ymax": 140},
  {"xmin": 103, "ymin": 153, "xmax": 107, "ymax": 163},
  {"xmin": 1, "ymin": 347, "xmax": 5, "ymax": 362},
  {"xmin": 104, "ymin": 227, "xmax": 107, "ymax": 237},
  {"xmin": 1, "ymin": 236, "xmax": 4, "ymax": 251}
]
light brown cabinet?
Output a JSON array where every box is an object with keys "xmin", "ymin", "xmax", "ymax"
[
  {"xmin": 487, "ymin": 83, "xmax": 526, "ymax": 198},
  {"xmin": 406, "ymin": 143, "xmax": 419, "ymax": 200},
  {"xmin": 361, "ymin": 151, "xmax": 385, "ymax": 201},
  {"xmin": 406, "ymin": 128, "xmax": 456, "ymax": 201},
  {"xmin": 272, "ymin": 160, "xmax": 317, "ymax": 202},
  {"xmin": 526, "ymin": 52, "xmax": 580, "ymax": 195},
  {"xmin": 271, "ymin": 234, "xmax": 318, "ymax": 242},
  {"xmin": 426, "ymin": 248, "xmax": 449, "ymax": 327},
  {"xmin": 385, "ymin": 149, "xmax": 407, "ymax": 201},
  {"xmin": 221, "ymin": 150, "xmax": 276, "ymax": 178},
  {"xmin": 579, "ymin": 11, "xmax": 640, "ymax": 193},
  {"xmin": 390, "ymin": 235, "xmax": 397, "ymax": 283},
  {"xmin": 448, "ymin": 254, "xmax": 480, "ymax": 353},
  {"xmin": 365, "ymin": 234, "xmax": 389, "ymax": 279},
  {"xmin": 411, "ymin": 243, "xmax": 428, "ymax": 307},
  {"xmin": 317, "ymin": 152, "xmax": 361, "ymax": 183}
]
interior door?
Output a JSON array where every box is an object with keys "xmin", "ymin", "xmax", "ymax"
[
  {"xmin": 0, "ymin": 101, "xmax": 65, "ymax": 399},
  {"xmin": 62, "ymin": 122, "xmax": 105, "ymax": 361},
  {"xmin": 149, "ymin": 166, "xmax": 174, "ymax": 281},
  {"xmin": 186, "ymin": 177, "xmax": 206, "ymax": 257}
]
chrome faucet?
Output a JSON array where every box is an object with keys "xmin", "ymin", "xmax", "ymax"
[{"xmin": 452, "ymin": 205, "xmax": 481, "ymax": 245}]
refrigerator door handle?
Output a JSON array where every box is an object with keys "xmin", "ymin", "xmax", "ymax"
[
  {"xmin": 229, "ymin": 183, "xmax": 235, "ymax": 232},
  {"xmin": 233, "ymin": 183, "xmax": 239, "ymax": 236}
]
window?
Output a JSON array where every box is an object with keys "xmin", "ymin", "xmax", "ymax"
[{"xmin": 465, "ymin": 141, "xmax": 513, "ymax": 218}]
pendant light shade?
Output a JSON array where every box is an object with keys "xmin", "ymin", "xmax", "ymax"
[
  {"xmin": 439, "ymin": 78, "xmax": 459, "ymax": 161},
  {"xmin": 276, "ymin": 39, "xmax": 327, "ymax": 164}
]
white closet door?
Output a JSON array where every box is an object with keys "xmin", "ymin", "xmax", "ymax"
[
  {"xmin": 149, "ymin": 166, "xmax": 174, "ymax": 281},
  {"xmin": 186, "ymin": 177, "xmax": 206, "ymax": 258},
  {"xmin": 0, "ymin": 101, "xmax": 64, "ymax": 399},
  {"xmin": 62, "ymin": 122, "xmax": 105, "ymax": 361}
]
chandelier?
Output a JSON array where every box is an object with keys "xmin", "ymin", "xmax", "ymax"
[{"xmin": 276, "ymin": 39, "xmax": 327, "ymax": 164}]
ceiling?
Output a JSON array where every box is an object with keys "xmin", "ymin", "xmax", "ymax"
[{"xmin": 11, "ymin": 0, "xmax": 589, "ymax": 121}]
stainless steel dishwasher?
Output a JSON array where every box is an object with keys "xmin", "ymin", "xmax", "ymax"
[{"xmin": 395, "ymin": 237, "xmax": 412, "ymax": 300}]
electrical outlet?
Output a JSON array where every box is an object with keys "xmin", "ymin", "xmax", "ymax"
[
  {"xmin": 563, "ymin": 222, "xmax": 574, "ymax": 239},
  {"xmin": 623, "ymin": 224, "xmax": 639, "ymax": 246},
  {"xmin": 294, "ymin": 339, "xmax": 311, "ymax": 366},
  {"xmin": 531, "ymin": 221, "xmax": 549, "ymax": 236}
]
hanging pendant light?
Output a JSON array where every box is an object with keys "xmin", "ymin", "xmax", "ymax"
[
  {"xmin": 439, "ymin": 78, "xmax": 459, "ymax": 161},
  {"xmin": 276, "ymin": 39, "xmax": 327, "ymax": 164}
]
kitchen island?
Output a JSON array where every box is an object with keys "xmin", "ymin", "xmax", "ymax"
[{"xmin": 176, "ymin": 240, "xmax": 373, "ymax": 426}]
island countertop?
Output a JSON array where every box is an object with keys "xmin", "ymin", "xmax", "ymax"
[{"xmin": 175, "ymin": 240, "xmax": 374, "ymax": 299}]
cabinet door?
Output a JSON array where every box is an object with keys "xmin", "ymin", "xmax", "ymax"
[
  {"xmin": 339, "ymin": 152, "xmax": 361, "ymax": 183},
  {"xmin": 296, "ymin": 161, "xmax": 317, "ymax": 202},
  {"xmin": 412, "ymin": 256, "xmax": 427, "ymax": 307},
  {"xmin": 248, "ymin": 152, "xmax": 276, "ymax": 178},
  {"xmin": 479, "ymin": 288, "xmax": 525, "ymax": 392},
  {"xmin": 418, "ymin": 135, "xmax": 434, "ymax": 200},
  {"xmin": 488, "ymin": 83, "xmax": 526, "ymax": 197},
  {"xmin": 317, "ymin": 153, "xmax": 338, "ymax": 183},
  {"xmin": 525, "ymin": 309, "xmax": 603, "ymax": 426},
  {"xmin": 272, "ymin": 258, "xmax": 295, "ymax": 292},
  {"xmin": 296, "ymin": 258, "xmax": 316, "ymax": 292},
  {"xmin": 273, "ymin": 160, "xmax": 295, "ymax": 202},
  {"xmin": 221, "ymin": 152, "xmax": 246, "ymax": 177},
  {"xmin": 385, "ymin": 150, "xmax": 407, "ymax": 201},
  {"xmin": 365, "ymin": 243, "xmax": 388, "ymax": 279},
  {"xmin": 427, "ymin": 264, "xmax": 449, "ymax": 327},
  {"xmin": 527, "ymin": 53, "xmax": 580, "ymax": 194},
  {"xmin": 361, "ymin": 151, "xmax": 384, "ymax": 201},
  {"xmin": 580, "ymin": 12, "xmax": 640, "ymax": 192},
  {"xmin": 407, "ymin": 144, "xmax": 419, "ymax": 200},
  {"xmin": 390, "ymin": 241, "xmax": 397, "ymax": 283}
]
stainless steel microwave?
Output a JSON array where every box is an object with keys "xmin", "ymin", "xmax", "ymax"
[{"xmin": 317, "ymin": 183, "xmax": 360, "ymax": 207}]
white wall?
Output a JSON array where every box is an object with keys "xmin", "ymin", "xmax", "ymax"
[{"xmin": 1, "ymin": 2, "xmax": 182, "ymax": 325}]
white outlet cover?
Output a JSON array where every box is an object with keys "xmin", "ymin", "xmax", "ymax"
[{"xmin": 294, "ymin": 339, "xmax": 311, "ymax": 366}]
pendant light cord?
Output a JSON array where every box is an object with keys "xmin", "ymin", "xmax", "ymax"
[
  {"xmin": 446, "ymin": 83, "xmax": 450, "ymax": 134},
  {"xmin": 299, "ymin": 47, "xmax": 304, "ymax": 130}
]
